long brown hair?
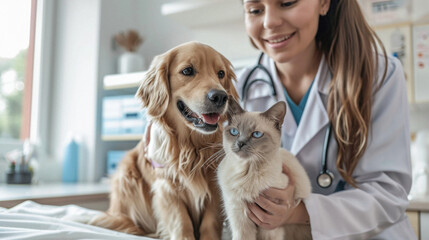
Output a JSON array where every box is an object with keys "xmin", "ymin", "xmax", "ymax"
[{"xmin": 317, "ymin": 0, "xmax": 387, "ymax": 187}]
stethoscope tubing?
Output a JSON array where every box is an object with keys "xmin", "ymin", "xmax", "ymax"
[
  {"xmin": 322, "ymin": 124, "xmax": 332, "ymax": 173},
  {"xmin": 241, "ymin": 53, "xmax": 277, "ymax": 103}
]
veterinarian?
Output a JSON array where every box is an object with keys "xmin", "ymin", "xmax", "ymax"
[{"xmin": 237, "ymin": 0, "xmax": 416, "ymax": 239}]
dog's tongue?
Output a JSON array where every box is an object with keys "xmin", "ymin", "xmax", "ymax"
[{"xmin": 202, "ymin": 113, "xmax": 220, "ymax": 125}]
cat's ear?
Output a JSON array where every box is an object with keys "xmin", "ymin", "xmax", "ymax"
[
  {"xmin": 262, "ymin": 101, "xmax": 287, "ymax": 130},
  {"xmin": 227, "ymin": 96, "xmax": 244, "ymax": 122}
]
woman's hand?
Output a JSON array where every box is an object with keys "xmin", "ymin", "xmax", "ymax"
[{"xmin": 246, "ymin": 164, "xmax": 309, "ymax": 229}]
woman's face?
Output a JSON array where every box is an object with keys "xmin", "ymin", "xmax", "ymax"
[{"xmin": 243, "ymin": 0, "xmax": 330, "ymax": 63}]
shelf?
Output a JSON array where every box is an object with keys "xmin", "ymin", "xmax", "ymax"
[
  {"xmin": 103, "ymin": 71, "xmax": 147, "ymax": 90},
  {"xmin": 413, "ymin": 13, "xmax": 429, "ymax": 25},
  {"xmin": 102, "ymin": 57, "xmax": 255, "ymax": 90},
  {"xmin": 409, "ymin": 195, "xmax": 429, "ymax": 212},
  {"xmin": 369, "ymin": 13, "xmax": 429, "ymax": 29},
  {"xmin": 371, "ymin": 20, "xmax": 412, "ymax": 30},
  {"xmin": 101, "ymin": 134, "xmax": 142, "ymax": 141},
  {"xmin": 161, "ymin": 0, "xmax": 243, "ymax": 28}
]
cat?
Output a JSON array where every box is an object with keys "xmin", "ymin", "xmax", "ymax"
[{"xmin": 217, "ymin": 98, "xmax": 312, "ymax": 240}]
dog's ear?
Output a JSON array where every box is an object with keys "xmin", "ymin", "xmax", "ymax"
[
  {"xmin": 136, "ymin": 53, "xmax": 171, "ymax": 119},
  {"xmin": 227, "ymin": 96, "xmax": 244, "ymax": 123},
  {"xmin": 220, "ymin": 55, "xmax": 239, "ymax": 100}
]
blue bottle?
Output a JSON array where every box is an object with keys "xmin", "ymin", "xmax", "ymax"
[{"xmin": 62, "ymin": 137, "xmax": 79, "ymax": 183}]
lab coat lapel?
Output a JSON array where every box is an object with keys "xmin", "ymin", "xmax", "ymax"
[{"xmin": 290, "ymin": 56, "xmax": 330, "ymax": 156}]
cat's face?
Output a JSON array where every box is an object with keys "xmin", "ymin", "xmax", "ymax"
[{"xmin": 223, "ymin": 99, "xmax": 286, "ymax": 161}]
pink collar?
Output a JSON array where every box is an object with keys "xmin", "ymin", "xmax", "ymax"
[{"xmin": 150, "ymin": 159, "xmax": 164, "ymax": 168}]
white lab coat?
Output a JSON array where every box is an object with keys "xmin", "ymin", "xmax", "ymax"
[{"xmin": 235, "ymin": 53, "xmax": 417, "ymax": 240}]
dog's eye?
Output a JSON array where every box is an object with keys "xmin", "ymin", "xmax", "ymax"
[
  {"xmin": 252, "ymin": 131, "xmax": 264, "ymax": 138},
  {"xmin": 182, "ymin": 67, "xmax": 195, "ymax": 76},
  {"xmin": 218, "ymin": 70, "xmax": 225, "ymax": 79},
  {"xmin": 229, "ymin": 128, "xmax": 239, "ymax": 136}
]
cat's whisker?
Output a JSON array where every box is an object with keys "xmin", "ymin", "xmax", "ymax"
[
  {"xmin": 211, "ymin": 149, "xmax": 225, "ymax": 162},
  {"xmin": 205, "ymin": 151, "xmax": 221, "ymax": 165},
  {"xmin": 253, "ymin": 149, "xmax": 267, "ymax": 164},
  {"xmin": 200, "ymin": 143, "xmax": 223, "ymax": 151},
  {"xmin": 203, "ymin": 149, "xmax": 226, "ymax": 169}
]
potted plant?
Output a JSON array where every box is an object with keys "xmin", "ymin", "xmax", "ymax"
[{"xmin": 115, "ymin": 30, "xmax": 144, "ymax": 74}]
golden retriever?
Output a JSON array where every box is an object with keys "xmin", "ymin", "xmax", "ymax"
[{"xmin": 90, "ymin": 42, "xmax": 238, "ymax": 239}]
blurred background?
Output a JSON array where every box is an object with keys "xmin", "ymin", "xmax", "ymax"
[
  {"xmin": 1, "ymin": 0, "xmax": 428, "ymax": 183},
  {"xmin": 0, "ymin": 0, "xmax": 429, "ymax": 234}
]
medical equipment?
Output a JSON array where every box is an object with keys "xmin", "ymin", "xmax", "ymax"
[
  {"xmin": 317, "ymin": 124, "xmax": 334, "ymax": 188},
  {"xmin": 241, "ymin": 53, "xmax": 334, "ymax": 188}
]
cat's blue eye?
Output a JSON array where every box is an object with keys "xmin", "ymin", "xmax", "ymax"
[
  {"xmin": 252, "ymin": 131, "xmax": 263, "ymax": 138},
  {"xmin": 229, "ymin": 128, "xmax": 239, "ymax": 136}
]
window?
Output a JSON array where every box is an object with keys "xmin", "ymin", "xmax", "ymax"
[{"xmin": 0, "ymin": 0, "xmax": 36, "ymax": 141}]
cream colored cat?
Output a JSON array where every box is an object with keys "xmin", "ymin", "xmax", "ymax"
[{"xmin": 217, "ymin": 99, "xmax": 312, "ymax": 240}]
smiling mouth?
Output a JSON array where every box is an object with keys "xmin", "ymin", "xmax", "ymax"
[
  {"xmin": 265, "ymin": 32, "xmax": 296, "ymax": 43},
  {"xmin": 177, "ymin": 101, "xmax": 221, "ymax": 131}
]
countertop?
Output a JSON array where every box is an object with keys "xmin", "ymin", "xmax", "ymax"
[
  {"xmin": 0, "ymin": 182, "xmax": 110, "ymax": 202},
  {"xmin": 409, "ymin": 195, "xmax": 429, "ymax": 211},
  {"xmin": 0, "ymin": 182, "xmax": 428, "ymax": 212}
]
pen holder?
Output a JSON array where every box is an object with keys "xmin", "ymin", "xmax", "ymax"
[{"xmin": 6, "ymin": 171, "xmax": 33, "ymax": 184}]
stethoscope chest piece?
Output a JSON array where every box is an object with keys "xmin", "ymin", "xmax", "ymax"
[
  {"xmin": 317, "ymin": 171, "xmax": 334, "ymax": 188},
  {"xmin": 317, "ymin": 124, "xmax": 334, "ymax": 188}
]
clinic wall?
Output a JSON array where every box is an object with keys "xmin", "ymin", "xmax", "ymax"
[
  {"xmin": 94, "ymin": 0, "xmax": 194, "ymax": 181},
  {"xmin": 40, "ymin": 0, "xmax": 195, "ymax": 183},
  {"xmin": 135, "ymin": 0, "xmax": 195, "ymax": 62},
  {"xmin": 191, "ymin": 21, "xmax": 260, "ymax": 63},
  {"xmin": 95, "ymin": 0, "xmax": 144, "ymax": 183},
  {"xmin": 409, "ymin": 103, "xmax": 429, "ymax": 132},
  {"xmin": 45, "ymin": 0, "xmax": 101, "ymax": 182}
]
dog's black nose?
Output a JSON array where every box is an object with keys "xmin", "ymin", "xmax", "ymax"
[{"xmin": 207, "ymin": 89, "xmax": 227, "ymax": 107}]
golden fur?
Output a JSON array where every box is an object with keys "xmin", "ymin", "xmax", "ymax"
[{"xmin": 90, "ymin": 42, "xmax": 238, "ymax": 239}]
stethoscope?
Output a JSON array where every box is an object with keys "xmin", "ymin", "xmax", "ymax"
[
  {"xmin": 318, "ymin": 124, "xmax": 334, "ymax": 188},
  {"xmin": 241, "ymin": 52, "xmax": 334, "ymax": 188},
  {"xmin": 241, "ymin": 53, "xmax": 277, "ymax": 103}
]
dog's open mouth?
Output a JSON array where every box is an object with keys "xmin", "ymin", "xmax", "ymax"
[{"xmin": 177, "ymin": 101, "xmax": 221, "ymax": 131}]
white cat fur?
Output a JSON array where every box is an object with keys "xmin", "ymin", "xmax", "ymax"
[{"xmin": 217, "ymin": 102, "xmax": 312, "ymax": 240}]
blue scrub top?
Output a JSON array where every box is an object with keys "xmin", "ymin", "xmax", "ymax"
[{"xmin": 283, "ymin": 80, "xmax": 314, "ymax": 126}]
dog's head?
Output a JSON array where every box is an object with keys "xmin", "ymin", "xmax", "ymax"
[{"xmin": 136, "ymin": 42, "xmax": 238, "ymax": 134}]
